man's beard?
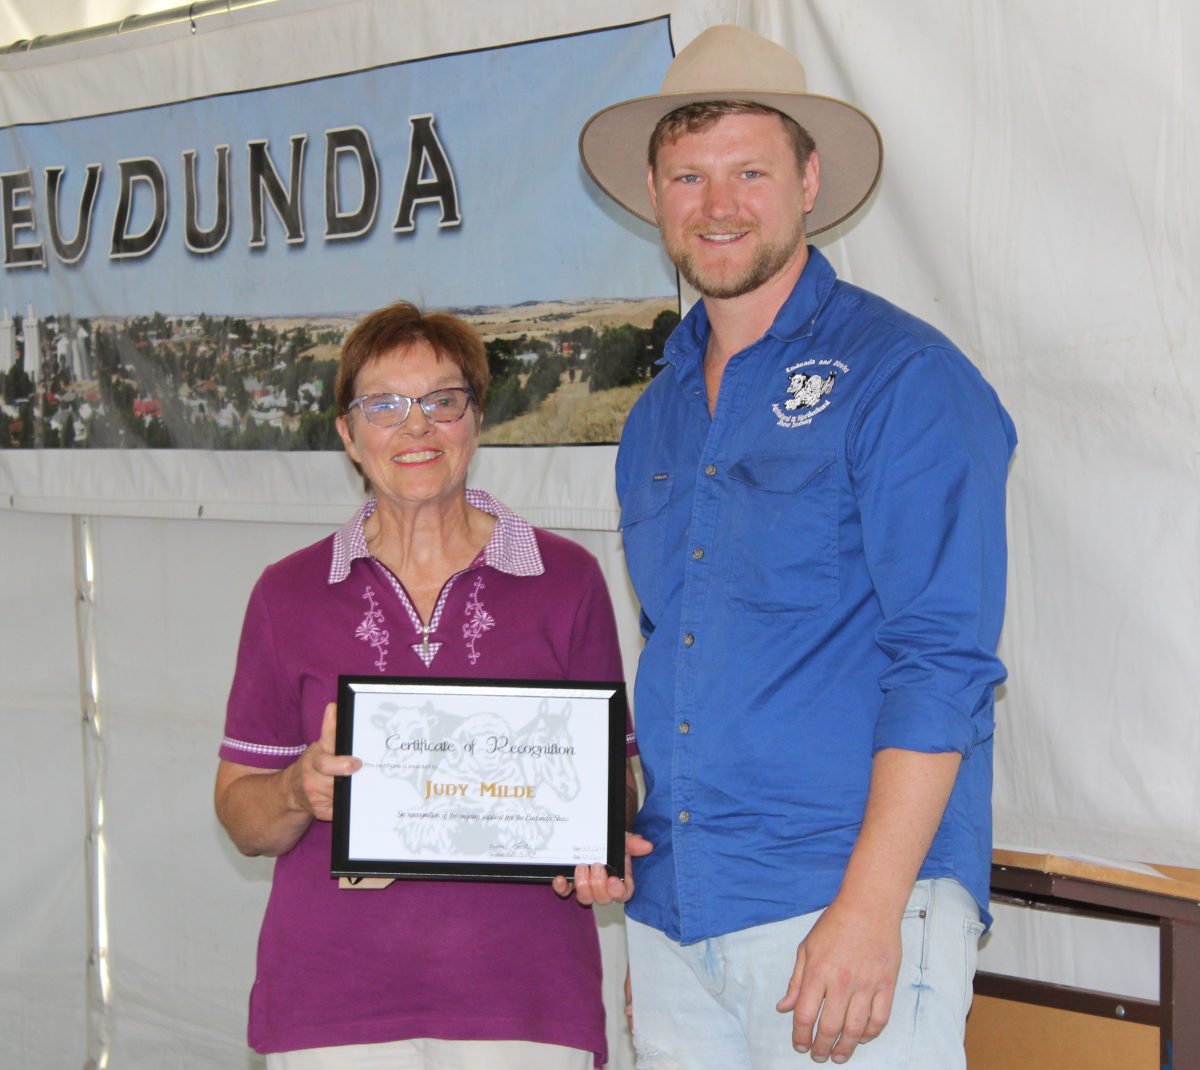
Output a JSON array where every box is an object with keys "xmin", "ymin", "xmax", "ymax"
[{"xmin": 663, "ymin": 214, "xmax": 807, "ymax": 300}]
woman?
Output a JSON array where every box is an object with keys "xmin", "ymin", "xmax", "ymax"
[{"xmin": 216, "ymin": 302, "xmax": 636, "ymax": 1069}]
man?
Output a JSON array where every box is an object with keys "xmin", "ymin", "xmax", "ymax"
[{"xmin": 575, "ymin": 24, "xmax": 1016, "ymax": 1070}]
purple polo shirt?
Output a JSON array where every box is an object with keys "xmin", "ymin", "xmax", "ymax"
[{"xmin": 221, "ymin": 491, "xmax": 628, "ymax": 1063}]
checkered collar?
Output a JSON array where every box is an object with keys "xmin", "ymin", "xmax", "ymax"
[{"xmin": 328, "ymin": 489, "xmax": 544, "ymax": 584}]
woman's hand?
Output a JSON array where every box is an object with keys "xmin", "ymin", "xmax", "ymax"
[
  {"xmin": 215, "ymin": 702, "xmax": 361, "ymax": 856},
  {"xmin": 286, "ymin": 702, "xmax": 362, "ymax": 821}
]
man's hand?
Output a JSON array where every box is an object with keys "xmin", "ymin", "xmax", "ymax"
[
  {"xmin": 551, "ymin": 832, "xmax": 653, "ymax": 905},
  {"xmin": 625, "ymin": 966, "xmax": 634, "ymax": 1027},
  {"xmin": 776, "ymin": 899, "xmax": 901, "ymax": 1064},
  {"xmin": 774, "ymin": 748, "xmax": 962, "ymax": 1062}
]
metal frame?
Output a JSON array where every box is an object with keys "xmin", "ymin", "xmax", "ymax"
[{"xmin": 2, "ymin": 0, "xmax": 279, "ymax": 54}]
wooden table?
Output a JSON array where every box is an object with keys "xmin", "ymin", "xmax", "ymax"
[{"xmin": 977, "ymin": 851, "xmax": 1200, "ymax": 1070}]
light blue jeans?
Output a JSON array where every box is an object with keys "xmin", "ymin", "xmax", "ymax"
[{"xmin": 625, "ymin": 878, "xmax": 983, "ymax": 1069}]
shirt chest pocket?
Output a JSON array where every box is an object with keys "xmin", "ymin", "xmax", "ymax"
[
  {"xmin": 721, "ymin": 450, "xmax": 839, "ymax": 613},
  {"xmin": 619, "ymin": 474, "xmax": 673, "ymax": 624}
]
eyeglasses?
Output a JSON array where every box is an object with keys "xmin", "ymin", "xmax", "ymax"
[{"xmin": 348, "ymin": 388, "xmax": 474, "ymax": 427}]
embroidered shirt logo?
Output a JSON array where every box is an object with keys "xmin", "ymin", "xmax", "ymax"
[
  {"xmin": 772, "ymin": 358, "xmax": 849, "ymax": 428},
  {"xmin": 462, "ymin": 576, "xmax": 495, "ymax": 664},
  {"xmin": 355, "ymin": 585, "xmax": 390, "ymax": 671}
]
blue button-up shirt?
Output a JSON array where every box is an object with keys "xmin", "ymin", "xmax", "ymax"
[{"xmin": 617, "ymin": 248, "xmax": 1016, "ymax": 944}]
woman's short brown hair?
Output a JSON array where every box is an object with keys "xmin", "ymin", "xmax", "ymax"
[{"xmin": 336, "ymin": 301, "xmax": 490, "ymax": 418}]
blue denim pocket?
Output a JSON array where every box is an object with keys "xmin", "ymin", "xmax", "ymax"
[{"xmin": 722, "ymin": 449, "xmax": 839, "ymax": 613}]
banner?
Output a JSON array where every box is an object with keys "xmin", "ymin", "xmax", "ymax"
[{"xmin": 0, "ymin": 19, "xmax": 678, "ymax": 449}]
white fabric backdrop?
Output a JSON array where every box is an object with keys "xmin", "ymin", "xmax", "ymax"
[{"xmin": 2, "ymin": 0, "xmax": 1197, "ymax": 1067}]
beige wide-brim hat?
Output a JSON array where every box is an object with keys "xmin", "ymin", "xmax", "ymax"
[{"xmin": 579, "ymin": 24, "xmax": 883, "ymax": 236}]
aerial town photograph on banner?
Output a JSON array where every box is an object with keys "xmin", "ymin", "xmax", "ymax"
[{"xmin": 0, "ymin": 296, "xmax": 679, "ymax": 450}]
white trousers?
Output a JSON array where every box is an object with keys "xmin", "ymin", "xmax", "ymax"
[{"xmin": 266, "ymin": 1038, "xmax": 593, "ymax": 1070}]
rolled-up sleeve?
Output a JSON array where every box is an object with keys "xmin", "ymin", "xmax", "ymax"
[{"xmin": 848, "ymin": 345, "xmax": 1017, "ymax": 757}]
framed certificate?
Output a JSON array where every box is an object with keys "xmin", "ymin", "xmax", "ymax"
[{"xmin": 331, "ymin": 675, "xmax": 627, "ymax": 883}]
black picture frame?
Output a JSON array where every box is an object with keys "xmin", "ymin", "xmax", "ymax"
[{"xmin": 331, "ymin": 675, "xmax": 626, "ymax": 883}]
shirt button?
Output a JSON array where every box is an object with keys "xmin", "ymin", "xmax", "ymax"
[
  {"xmin": 691, "ymin": 547, "xmax": 705, "ymax": 560},
  {"xmin": 679, "ymin": 721, "xmax": 690, "ymax": 734},
  {"xmin": 679, "ymin": 810, "xmax": 691, "ymax": 823},
  {"xmin": 705, "ymin": 464, "xmax": 717, "ymax": 476},
  {"xmin": 683, "ymin": 633, "xmax": 695, "ymax": 647}
]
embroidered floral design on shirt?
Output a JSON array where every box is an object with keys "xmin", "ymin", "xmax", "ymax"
[
  {"xmin": 355, "ymin": 585, "xmax": 390, "ymax": 670},
  {"xmin": 462, "ymin": 576, "xmax": 495, "ymax": 664}
]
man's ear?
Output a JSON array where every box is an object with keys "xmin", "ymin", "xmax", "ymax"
[
  {"xmin": 646, "ymin": 166, "xmax": 660, "ymax": 223},
  {"xmin": 802, "ymin": 150, "xmax": 821, "ymax": 215}
]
